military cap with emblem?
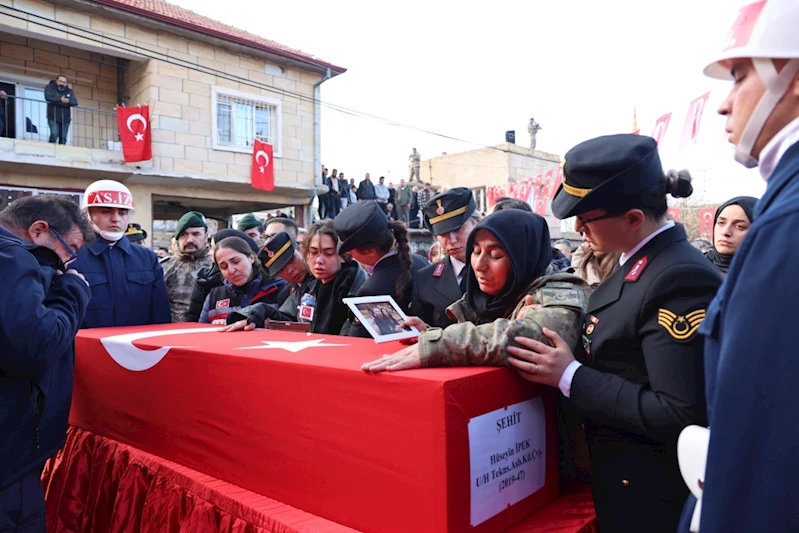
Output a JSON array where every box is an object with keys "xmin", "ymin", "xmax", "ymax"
[
  {"xmin": 551, "ymin": 134, "xmax": 664, "ymax": 219},
  {"xmin": 333, "ymin": 200, "xmax": 389, "ymax": 254},
  {"xmin": 124, "ymin": 223, "xmax": 147, "ymax": 242},
  {"xmin": 423, "ymin": 187, "xmax": 476, "ymax": 236},
  {"xmin": 258, "ymin": 231, "xmax": 298, "ymax": 277},
  {"xmin": 237, "ymin": 213, "xmax": 263, "ymax": 232},
  {"xmin": 174, "ymin": 211, "xmax": 207, "ymax": 238}
]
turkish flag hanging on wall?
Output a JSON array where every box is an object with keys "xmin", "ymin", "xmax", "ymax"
[
  {"xmin": 651, "ymin": 113, "xmax": 672, "ymax": 146},
  {"xmin": 699, "ymin": 207, "xmax": 716, "ymax": 240},
  {"xmin": 116, "ymin": 105, "xmax": 152, "ymax": 163},
  {"xmin": 251, "ymin": 139, "xmax": 275, "ymax": 191},
  {"xmin": 680, "ymin": 92, "xmax": 711, "ymax": 148}
]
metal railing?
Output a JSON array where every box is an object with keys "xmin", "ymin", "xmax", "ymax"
[{"xmin": 0, "ymin": 95, "xmax": 120, "ymax": 151}]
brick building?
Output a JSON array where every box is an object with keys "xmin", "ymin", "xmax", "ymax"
[{"xmin": 0, "ymin": 0, "xmax": 344, "ymax": 247}]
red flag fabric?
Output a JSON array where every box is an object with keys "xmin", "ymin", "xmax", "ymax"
[
  {"xmin": 68, "ymin": 324, "xmax": 560, "ymax": 533},
  {"xmin": 651, "ymin": 113, "xmax": 672, "ymax": 146},
  {"xmin": 116, "ymin": 105, "xmax": 152, "ymax": 163},
  {"xmin": 251, "ymin": 139, "xmax": 275, "ymax": 191},
  {"xmin": 667, "ymin": 207, "xmax": 681, "ymax": 222},
  {"xmin": 681, "ymin": 92, "xmax": 711, "ymax": 148},
  {"xmin": 699, "ymin": 207, "xmax": 716, "ymax": 240},
  {"xmin": 632, "ymin": 129, "xmax": 640, "ymax": 135}
]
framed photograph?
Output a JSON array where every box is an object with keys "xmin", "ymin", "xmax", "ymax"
[{"xmin": 343, "ymin": 295, "xmax": 420, "ymax": 343}]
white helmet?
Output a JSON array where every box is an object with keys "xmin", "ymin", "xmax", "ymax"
[
  {"xmin": 82, "ymin": 179, "xmax": 135, "ymax": 214},
  {"xmin": 704, "ymin": 0, "xmax": 799, "ymax": 167}
]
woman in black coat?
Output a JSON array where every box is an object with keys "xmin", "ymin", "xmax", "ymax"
[
  {"xmin": 333, "ymin": 201, "xmax": 428, "ymax": 337},
  {"xmin": 705, "ymin": 196, "xmax": 757, "ymax": 276}
]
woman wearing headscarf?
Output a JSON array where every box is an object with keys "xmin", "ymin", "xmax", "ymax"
[
  {"xmin": 361, "ymin": 209, "xmax": 589, "ymax": 371},
  {"xmin": 502, "ymin": 135, "xmax": 723, "ymax": 533},
  {"xmin": 705, "ymin": 196, "xmax": 757, "ymax": 276}
]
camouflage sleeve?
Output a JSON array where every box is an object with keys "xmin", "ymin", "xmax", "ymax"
[{"xmin": 417, "ymin": 288, "xmax": 584, "ymax": 368}]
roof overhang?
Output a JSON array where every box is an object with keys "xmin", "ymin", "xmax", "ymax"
[{"xmin": 47, "ymin": 0, "xmax": 346, "ymax": 77}]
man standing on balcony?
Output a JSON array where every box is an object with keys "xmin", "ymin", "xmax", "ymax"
[
  {"xmin": 44, "ymin": 75, "xmax": 77, "ymax": 145},
  {"xmin": 160, "ymin": 211, "xmax": 214, "ymax": 323}
]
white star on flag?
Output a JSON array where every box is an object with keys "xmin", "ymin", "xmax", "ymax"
[
  {"xmin": 259, "ymin": 166, "xmax": 265, "ymax": 173},
  {"xmin": 235, "ymin": 338, "xmax": 349, "ymax": 353},
  {"xmin": 135, "ymin": 133, "xmax": 144, "ymax": 141}
]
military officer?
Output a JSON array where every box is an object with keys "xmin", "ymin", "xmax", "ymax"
[
  {"xmin": 409, "ymin": 187, "xmax": 478, "ymax": 328},
  {"xmin": 503, "ymin": 134, "xmax": 722, "ymax": 533}
]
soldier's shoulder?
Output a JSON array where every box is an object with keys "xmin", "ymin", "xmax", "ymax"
[
  {"xmin": 415, "ymin": 259, "xmax": 446, "ymax": 277},
  {"xmin": 533, "ymin": 273, "xmax": 589, "ymax": 311}
]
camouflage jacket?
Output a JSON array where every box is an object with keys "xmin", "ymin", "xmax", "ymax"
[
  {"xmin": 417, "ymin": 271, "xmax": 589, "ymax": 367},
  {"xmin": 160, "ymin": 249, "xmax": 214, "ymax": 323}
]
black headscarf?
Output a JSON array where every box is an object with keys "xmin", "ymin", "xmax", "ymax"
[
  {"xmin": 706, "ymin": 196, "xmax": 757, "ymax": 273},
  {"xmin": 466, "ymin": 210, "xmax": 552, "ymax": 324}
]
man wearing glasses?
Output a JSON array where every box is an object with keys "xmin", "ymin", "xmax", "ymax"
[{"xmin": 0, "ymin": 194, "xmax": 93, "ymax": 532}]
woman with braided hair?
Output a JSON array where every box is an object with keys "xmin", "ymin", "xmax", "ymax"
[{"xmin": 333, "ymin": 201, "xmax": 428, "ymax": 338}]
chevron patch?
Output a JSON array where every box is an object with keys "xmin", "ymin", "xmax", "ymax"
[{"xmin": 657, "ymin": 308, "xmax": 706, "ymax": 340}]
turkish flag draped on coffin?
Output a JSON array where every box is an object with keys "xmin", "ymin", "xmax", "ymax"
[
  {"xmin": 251, "ymin": 139, "xmax": 275, "ymax": 191},
  {"xmin": 116, "ymin": 105, "xmax": 152, "ymax": 163}
]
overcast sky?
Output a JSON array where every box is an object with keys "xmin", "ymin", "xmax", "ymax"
[{"xmin": 172, "ymin": 0, "xmax": 766, "ymax": 204}]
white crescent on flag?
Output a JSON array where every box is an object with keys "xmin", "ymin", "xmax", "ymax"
[
  {"xmin": 100, "ymin": 327, "xmax": 217, "ymax": 371},
  {"xmin": 255, "ymin": 150, "xmax": 269, "ymax": 168},
  {"xmin": 126, "ymin": 113, "xmax": 148, "ymax": 133}
]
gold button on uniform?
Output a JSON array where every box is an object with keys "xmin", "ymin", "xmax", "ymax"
[{"xmin": 621, "ymin": 480, "xmax": 630, "ymax": 487}]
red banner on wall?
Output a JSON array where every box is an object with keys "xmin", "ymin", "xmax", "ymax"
[
  {"xmin": 251, "ymin": 139, "xmax": 275, "ymax": 191},
  {"xmin": 116, "ymin": 105, "xmax": 152, "ymax": 163},
  {"xmin": 680, "ymin": 92, "xmax": 711, "ymax": 148},
  {"xmin": 651, "ymin": 113, "xmax": 672, "ymax": 146},
  {"xmin": 699, "ymin": 207, "xmax": 716, "ymax": 240},
  {"xmin": 667, "ymin": 207, "xmax": 681, "ymax": 222}
]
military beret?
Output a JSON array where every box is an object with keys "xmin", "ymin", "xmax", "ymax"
[
  {"xmin": 551, "ymin": 134, "xmax": 664, "ymax": 219},
  {"xmin": 175, "ymin": 211, "xmax": 207, "ymax": 238},
  {"xmin": 124, "ymin": 223, "xmax": 147, "ymax": 242},
  {"xmin": 213, "ymin": 228, "xmax": 259, "ymax": 254},
  {"xmin": 424, "ymin": 187, "xmax": 476, "ymax": 236},
  {"xmin": 237, "ymin": 213, "xmax": 263, "ymax": 232},
  {"xmin": 333, "ymin": 200, "xmax": 389, "ymax": 254},
  {"xmin": 258, "ymin": 231, "xmax": 298, "ymax": 277}
]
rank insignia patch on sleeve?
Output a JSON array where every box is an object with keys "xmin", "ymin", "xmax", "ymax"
[{"xmin": 657, "ymin": 308, "xmax": 706, "ymax": 340}]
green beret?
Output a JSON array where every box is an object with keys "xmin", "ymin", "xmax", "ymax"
[
  {"xmin": 175, "ymin": 211, "xmax": 207, "ymax": 238},
  {"xmin": 237, "ymin": 213, "xmax": 263, "ymax": 232}
]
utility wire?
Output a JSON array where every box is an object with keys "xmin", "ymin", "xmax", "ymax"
[{"xmin": 0, "ymin": 4, "xmax": 533, "ymax": 157}]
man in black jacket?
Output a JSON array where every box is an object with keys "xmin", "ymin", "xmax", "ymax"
[
  {"xmin": 44, "ymin": 75, "xmax": 78, "ymax": 145},
  {"xmin": 0, "ymin": 195, "xmax": 93, "ymax": 532}
]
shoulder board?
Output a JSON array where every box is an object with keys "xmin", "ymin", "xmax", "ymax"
[
  {"xmin": 539, "ymin": 282, "xmax": 587, "ymax": 311},
  {"xmin": 624, "ymin": 256, "xmax": 649, "ymax": 282}
]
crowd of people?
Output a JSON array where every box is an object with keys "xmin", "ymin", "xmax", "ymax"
[
  {"xmin": 318, "ymin": 166, "xmax": 436, "ymax": 227},
  {"xmin": 2, "ymin": 2, "xmax": 799, "ymax": 531}
]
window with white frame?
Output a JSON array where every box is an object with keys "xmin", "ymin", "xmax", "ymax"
[{"xmin": 212, "ymin": 87, "xmax": 282, "ymax": 156}]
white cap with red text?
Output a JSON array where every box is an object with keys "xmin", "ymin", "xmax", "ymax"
[{"xmin": 82, "ymin": 179, "xmax": 135, "ymax": 214}]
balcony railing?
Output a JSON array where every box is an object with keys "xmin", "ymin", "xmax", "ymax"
[{"xmin": 0, "ymin": 95, "xmax": 120, "ymax": 151}]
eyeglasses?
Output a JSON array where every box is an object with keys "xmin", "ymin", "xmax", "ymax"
[
  {"xmin": 577, "ymin": 212, "xmax": 624, "ymax": 226},
  {"xmin": 50, "ymin": 228, "xmax": 78, "ymax": 266}
]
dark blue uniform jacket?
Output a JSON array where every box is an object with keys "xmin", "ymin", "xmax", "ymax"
[
  {"xmin": 71, "ymin": 235, "xmax": 171, "ymax": 328},
  {"xmin": 0, "ymin": 227, "xmax": 91, "ymax": 490}
]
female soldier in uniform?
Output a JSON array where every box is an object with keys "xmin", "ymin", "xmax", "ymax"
[
  {"xmin": 333, "ymin": 201, "xmax": 428, "ymax": 338},
  {"xmin": 361, "ymin": 209, "xmax": 589, "ymax": 372},
  {"xmin": 504, "ymin": 134, "xmax": 722, "ymax": 533},
  {"xmin": 409, "ymin": 187, "xmax": 479, "ymax": 329}
]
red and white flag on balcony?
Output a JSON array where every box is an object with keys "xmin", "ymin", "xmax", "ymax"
[
  {"xmin": 251, "ymin": 139, "xmax": 274, "ymax": 191},
  {"xmin": 651, "ymin": 113, "xmax": 672, "ymax": 146},
  {"xmin": 116, "ymin": 105, "xmax": 152, "ymax": 163},
  {"xmin": 680, "ymin": 92, "xmax": 711, "ymax": 148}
]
